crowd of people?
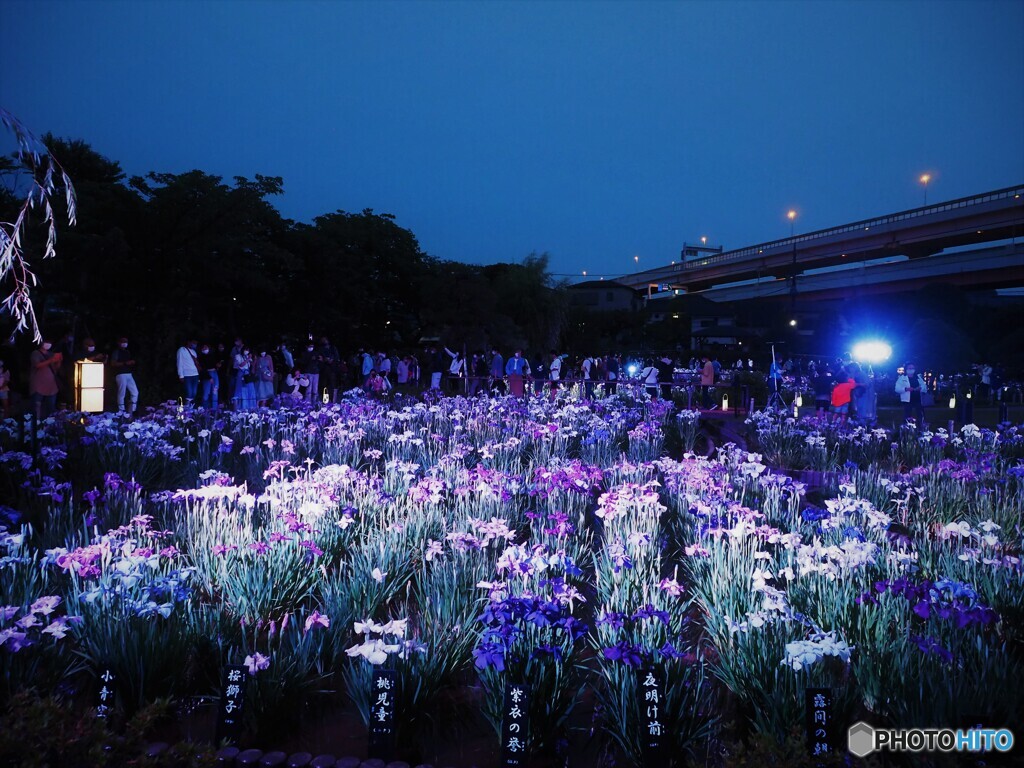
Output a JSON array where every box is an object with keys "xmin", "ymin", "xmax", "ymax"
[
  {"xmin": 2, "ymin": 330, "xmax": 1017, "ymax": 425},
  {"xmin": 6, "ymin": 334, "xmax": 648, "ymax": 418}
]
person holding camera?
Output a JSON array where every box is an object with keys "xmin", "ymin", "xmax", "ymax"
[
  {"xmin": 29, "ymin": 338, "xmax": 62, "ymax": 419},
  {"xmin": 232, "ymin": 346, "xmax": 257, "ymax": 410},
  {"xmin": 284, "ymin": 367, "xmax": 310, "ymax": 401},
  {"xmin": 895, "ymin": 362, "xmax": 928, "ymax": 425}
]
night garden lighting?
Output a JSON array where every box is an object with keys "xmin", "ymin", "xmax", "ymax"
[{"xmin": 851, "ymin": 340, "xmax": 893, "ymax": 365}]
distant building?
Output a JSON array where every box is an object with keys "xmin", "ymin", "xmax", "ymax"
[
  {"xmin": 680, "ymin": 242, "xmax": 723, "ymax": 263},
  {"xmin": 646, "ymin": 294, "xmax": 766, "ymax": 350},
  {"xmin": 568, "ymin": 280, "xmax": 639, "ymax": 312}
]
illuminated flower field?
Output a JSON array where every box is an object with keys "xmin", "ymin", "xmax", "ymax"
[{"xmin": 1, "ymin": 393, "xmax": 1022, "ymax": 765}]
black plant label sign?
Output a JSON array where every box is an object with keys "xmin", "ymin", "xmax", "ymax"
[
  {"xmin": 368, "ymin": 669, "xmax": 397, "ymax": 760},
  {"xmin": 500, "ymin": 682, "xmax": 531, "ymax": 767},
  {"xmin": 95, "ymin": 667, "xmax": 116, "ymax": 719},
  {"xmin": 216, "ymin": 665, "xmax": 247, "ymax": 744},
  {"xmin": 806, "ymin": 687, "xmax": 834, "ymax": 759},
  {"xmin": 638, "ymin": 668, "xmax": 666, "ymax": 768}
]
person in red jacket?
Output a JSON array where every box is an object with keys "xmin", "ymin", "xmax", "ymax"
[{"xmin": 830, "ymin": 369, "xmax": 856, "ymax": 423}]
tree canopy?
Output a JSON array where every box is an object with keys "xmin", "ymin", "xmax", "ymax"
[{"xmin": 0, "ymin": 136, "xmax": 567, "ymax": 385}]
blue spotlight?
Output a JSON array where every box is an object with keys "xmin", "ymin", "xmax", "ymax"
[{"xmin": 851, "ymin": 340, "xmax": 892, "ymax": 365}]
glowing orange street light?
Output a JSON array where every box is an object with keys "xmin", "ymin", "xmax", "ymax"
[{"xmin": 919, "ymin": 173, "xmax": 932, "ymax": 205}]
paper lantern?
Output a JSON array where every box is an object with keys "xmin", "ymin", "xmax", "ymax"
[{"xmin": 75, "ymin": 360, "xmax": 105, "ymax": 413}]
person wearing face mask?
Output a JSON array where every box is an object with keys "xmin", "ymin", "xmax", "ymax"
[
  {"xmin": 198, "ymin": 343, "xmax": 220, "ymax": 410},
  {"xmin": 301, "ymin": 341, "xmax": 320, "ymax": 404},
  {"xmin": 255, "ymin": 348, "xmax": 275, "ymax": 407},
  {"xmin": 232, "ymin": 347, "xmax": 257, "ymax": 410},
  {"xmin": 29, "ymin": 339, "xmax": 63, "ymax": 419},
  {"xmin": 73, "ymin": 338, "xmax": 106, "ymax": 364},
  {"xmin": 895, "ymin": 362, "xmax": 928, "ymax": 425},
  {"xmin": 176, "ymin": 339, "xmax": 200, "ymax": 406},
  {"xmin": 109, "ymin": 337, "xmax": 139, "ymax": 414}
]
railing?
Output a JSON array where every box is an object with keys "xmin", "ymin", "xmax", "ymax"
[{"xmin": 681, "ymin": 184, "xmax": 1024, "ymax": 271}]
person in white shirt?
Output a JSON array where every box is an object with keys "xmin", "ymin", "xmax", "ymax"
[
  {"xmin": 176, "ymin": 340, "xmax": 200, "ymax": 406},
  {"xmin": 444, "ymin": 347, "xmax": 465, "ymax": 393},
  {"xmin": 980, "ymin": 363, "xmax": 993, "ymax": 402},
  {"xmin": 581, "ymin": 355, "xmax": 595, "ymax": 398},
  {"xmin": 548, "ymin": 351, "xmax": 563, "ymax": 400},
  {"xmin": 640, "ymin": 359, "xmax": 659, "ymax": 398},
  {"xmin": 894, "ymin": 363, "xmax": 928, "ymax": 425},
  {"xmin": 284, "ymin": 368, "xmax": 309, "ymax": 401},
  {"xmin": 444, "ymin": 346, "xmax": 465, "ymax": 373}
]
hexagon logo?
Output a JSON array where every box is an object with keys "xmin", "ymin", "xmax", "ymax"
[{"xmin": 848, "ymin": 721, "xmax": 876, "ymax": 757}]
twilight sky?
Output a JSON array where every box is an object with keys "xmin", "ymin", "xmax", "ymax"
[{"xmin": 1, "ymin": 0, "xmax": 1022, "ymax": 279}]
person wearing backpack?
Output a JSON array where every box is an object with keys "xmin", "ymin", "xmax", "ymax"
[
  {"xmin": 641, "ymin": 359, "xmax": 660, "ymax": 399},
  {"xmin": 580, "ymin": 355, "xmax": 595, "ymax": 398}
]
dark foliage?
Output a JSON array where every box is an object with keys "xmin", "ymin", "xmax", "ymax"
[{"xmin": 0, "ymin": 137, "xmax": 567, "ymax": 397}]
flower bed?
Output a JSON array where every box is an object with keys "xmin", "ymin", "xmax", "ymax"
[{"xmin": 1, "ymin": 396, "xmax": 1022, "ymax": 766}]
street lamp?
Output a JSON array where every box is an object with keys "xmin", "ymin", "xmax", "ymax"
[
  {"xmin": 787, "ymin": 209, "xmax": 799, "ymax": 318},
  {"xmin": 634, "ymin": 255, "xmax": 639, "ymax": 266},
  {"xmin": 701, "ymin": 235, "xmax": 708, "ymax": 246},
  {"xmin": 919, "ymin": 173, "xmax": 931, "ymax": 206}
]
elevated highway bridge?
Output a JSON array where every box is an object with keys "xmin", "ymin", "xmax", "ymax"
[{"xmin": 617, "ymin": 184, "xmax": 1024, "ymax": 295}]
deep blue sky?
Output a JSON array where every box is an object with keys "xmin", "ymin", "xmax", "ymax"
[{"xmin": 2, "ymin": 0, "xmax": 1022, "ymax": 279}]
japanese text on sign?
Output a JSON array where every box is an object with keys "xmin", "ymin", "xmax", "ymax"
[
  {"xmin": 806, "ymin": 688, "xmax": 834, "ymax": 759},
  {"xmin": 368, "ymin": 669, "xmax": 397, "ymax": 760},
  {"xmin": 500, "ymin": 683, "xmax": 531, "ymax": 767},
  {"xmin": 216, "ymin": 665, "xmax": 247, "ymax": 745},
  {"xmin": 638, "ymin": 668, "xmax": 666, "ymax": 768},
  {"xmin": 95, "ymin": 668, "xmax": 116, "ymax": 719}
]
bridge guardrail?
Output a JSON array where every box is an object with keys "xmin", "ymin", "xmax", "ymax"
[{"xmin": 679, "ymin": 184, "xmax": 1024, "ymax": 271}]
